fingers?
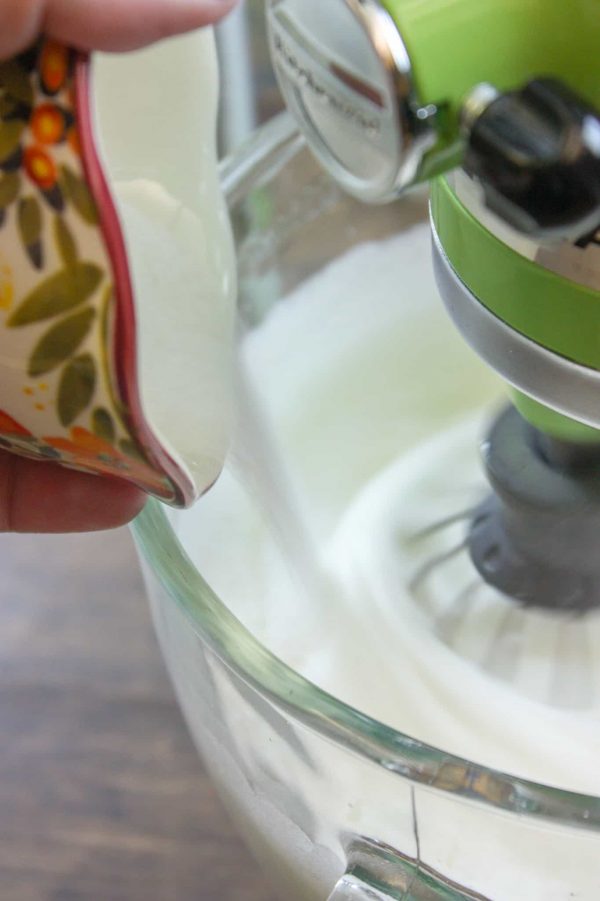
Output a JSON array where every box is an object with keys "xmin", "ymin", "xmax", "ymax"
[
  {"xmin": 0, "ymin": 0, "xmax": 239, "ymax": 59},
  {"xmin": 0, "ymin": 0, "xmax": 229, "ymax": 527},
  {"xmin": 0, "ymin": 450, "xmax": 146, "ymax": 532},
  {"xmin": 0, "ymin": 0, "xmax": 228, "ymax": 527}
]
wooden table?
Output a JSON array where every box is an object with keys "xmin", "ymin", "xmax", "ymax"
[{"xmin": 0, "ymin": 526, "xmax": 276, "ymax": 901}]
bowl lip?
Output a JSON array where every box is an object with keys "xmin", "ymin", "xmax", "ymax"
[
  {"xmin": 134, "ymin": 113, "xmax": 600, "ymax": 832},
  {"xmin": 77, "ymin": 48, "xmax": 195, "ymax": 506}
]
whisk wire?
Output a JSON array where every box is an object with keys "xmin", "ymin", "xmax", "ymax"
[
  {"xmin": 408, "ymin": 538, "xmax": 469, "ymax": 593},
  {"xmin": 408, "ymin": 508, "xmax": 478, "ymax": 544}
]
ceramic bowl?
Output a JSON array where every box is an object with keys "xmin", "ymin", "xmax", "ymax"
[{"xmin": 0, "ymin": 31, "xmax": 236, "ymax": 506}]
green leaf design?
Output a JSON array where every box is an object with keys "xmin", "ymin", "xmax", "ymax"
[
  {"xmin": 0, "ymin": 95, "xmax": 20, "ymax": 120},
  {"xmin": 18, "ymin": 196, "xmax": 41, "ymax": 245},
  {"xmin": 59, "ymin": 165, "xmax": 98, "ymax": 224},
  {"xmin": 8, "ymin": 262, "xmax": 103, "ymax": 327},
  {"xmin": 100, "ymin": 284, "xmax": 113, "ymax": 347},
  {"xmin": 0, "ymin": 96, "xmax": 14, "ymax": 118},
  {"xmin": 0, "ymin": 119, "xmax": 25, "ymax": 163},
  {"xmin": 26, "ymin": 241, "xmax": 43, "ymax": 270},
  {"xmin": 0, "ymin": 61, "xmax": 34, "ymax": 106},
  {"xmin": 92, "ymin": 407, "xmax": 116, "ymax": 443},
  {"xmin": 53, "ymin": 216, "xmax": 77, "ymax": 267},
  {"xmin": 0, "ymin": 171, "xmax": 20, "ymax": 209},
  {"xmin": 18, "ymin": 196, "xmax": 43, "ymax": 268},
  {"xmin": 28, "ymin": 307, "xmax": 95, "ymax": 377},
  {"xmin": 58, "ymin": 354, "xmax": 96, "ymax": 426},
  {"xmin": 42, "ymin": 183, "xmax": 64, "ymax": 213},
  {"xmin": 119, "ymin": 439, "xmax": 145, "ymax": 461}
]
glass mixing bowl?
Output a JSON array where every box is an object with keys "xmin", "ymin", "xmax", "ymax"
[{"xmin": 132, "ymin": 114, "xmax": 600, "ymax": 901}]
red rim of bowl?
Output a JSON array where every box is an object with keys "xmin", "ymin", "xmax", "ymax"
[{"xmin": 74, "ymin": 52, "xmax": 194, "ymax": 507}]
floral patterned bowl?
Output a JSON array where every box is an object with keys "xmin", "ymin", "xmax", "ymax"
[{"xmin": 0, "ymin": 31, "xmax": 236, "ymax": 507}]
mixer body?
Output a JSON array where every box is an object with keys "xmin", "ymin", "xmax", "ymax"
[
  {"xmin": 265, "ymin": 0, "xmax": 600, "ymax": 613},
  {"xmin": 136, "ymin": 130, "xmax": 600, "ymax": 901},
  {"xmin": 267, "ymin": 0, "xmax": 600, "ymax": 437},
  {"xmin": 131, "ymin": 9, "xmax": 600, "ymax": 900}
]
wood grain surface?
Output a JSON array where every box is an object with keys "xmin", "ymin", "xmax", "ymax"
[
  {"xmin": 0, "ymin": 527, "xmax": 276, "ymax": 901},
  {"xmin": 0, "ymin": 9, "xmax": 283, "ymax": 899}
]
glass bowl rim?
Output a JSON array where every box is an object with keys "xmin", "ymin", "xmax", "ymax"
[{"xmin": 133, "ymin": 113, "xmax": 600, "ymax": 832}]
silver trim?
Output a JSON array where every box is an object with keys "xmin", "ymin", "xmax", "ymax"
[
  {"xmin": 450, "ymin": 170, "xmax": 600, "ymax": 292},
  {"xmin": 460, "ymin": 83, "xmax": 499, "ymax": 135},
  {"xmin": 267, "ymin": 0, "xmax": 438, "ymax": 202},
  {"xmin": 218, "ymin": 112, "xmax": 304, "ymax": 208},
  {"xmin": 431, "ymin": 219, "xmax": 600, "ymax": 430}
]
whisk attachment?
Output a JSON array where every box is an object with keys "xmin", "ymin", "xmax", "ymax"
[{"xmin": 469, "ymin": 406, "xmax": 600, "ymax": 613}]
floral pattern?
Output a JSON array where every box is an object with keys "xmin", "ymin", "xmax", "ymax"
[
  {"xmin": 0, "ymin": 409, "xmax": 162, "ymax": 485},
  {"xmin": 0, "ymin": 42, "xmax": 85, "ymax": 266},
  {"xmin": 0, "ymin": 40, "xmax": 175, "ymax": 501}
]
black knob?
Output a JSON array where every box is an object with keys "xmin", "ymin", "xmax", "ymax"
[{"xmin": 463, "ymin": 78, "xmax": 600, "ymax": 241}]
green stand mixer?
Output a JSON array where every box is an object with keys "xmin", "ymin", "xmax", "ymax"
[{"xmin": 267, "ymin": 0, "xmax": 600, "ymax": 614}]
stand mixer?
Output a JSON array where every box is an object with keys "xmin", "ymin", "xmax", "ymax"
[
  {"xmin": 128, "ymin": 8, "xmax": 600, "ymax": 898},
  {"xmin": 5, "ymin": 2, "xmax": 596, "ymax": 893},
  {"xmin": 266, "ymin": 0, "xmax": 600, "ymax": 617}
]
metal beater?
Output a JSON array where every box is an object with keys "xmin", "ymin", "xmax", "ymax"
[{"xmin": 265, "ymin": 0, "xmax": 600, "ymax": 705}]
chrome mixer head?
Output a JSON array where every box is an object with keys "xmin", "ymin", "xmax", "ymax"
[
  {"xmin": 266, "ymin": 0, "xmax": 600, "ymax": 415},
  {"xmin": 267, "ymin": 1, "xmax": 600, "ymax": 235},
  {"xmin": 266, "ymin": 0, "xmax": 440, "ymax": 203}
]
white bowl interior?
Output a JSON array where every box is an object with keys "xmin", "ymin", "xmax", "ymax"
[{"xmin": 92, "ymin": 30, "xmax": 237, "ymax": 494}]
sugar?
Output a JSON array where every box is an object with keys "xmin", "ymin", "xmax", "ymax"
[{"xmin": 177, "ymin": 221, "xmax": 600, "ymax": 794}]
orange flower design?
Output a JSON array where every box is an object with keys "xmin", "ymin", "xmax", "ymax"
[
  {"xmin": 30, "ymin": 103, "xmax": 66, "ymax": 145},
  {"xmin": 67, "ymin": 126, "xmax": 81, "ymax": 157},
  {"xmin": 45, "ymin": 427, "xmax": 161, "ymax": 487},
  {"xmin": 23, "ymin": 145, "xmax": 58, "ymax": 190},
  {"xmin": 0, "ymin": 409, "xmax": 61, "ymax": 461},
  {"xmin": 0, "ymin": 46, "xmax": 168, "ymax": 500},
  {"xmin": 0, "ymin": 410, "xmax": 32, "ymax": 436},
  {"xmin": 0, "ymin": 414, "xmax": 161, "ymax": 490},
  {"xmin": 39, "ymin": 41, "xmax": 69, "ymax": 96},
  {"xmin": 0, "ymin": 39, "xmax": 93, "ymax": 270}
]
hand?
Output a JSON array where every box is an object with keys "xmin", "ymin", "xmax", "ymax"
[
  {"xmin": 0, "ymin": 0, "xmax": 238, "ymax": 57},
  {"xmin": 0, "ymin": 0, "xmax": 238, "ymax": 531}
]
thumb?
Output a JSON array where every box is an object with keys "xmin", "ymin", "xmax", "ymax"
[
  {"xmin": 0, "ymin": 0, "xmax": 239, "ymax": 59},
  {"xmin": 0, "ymin": 450, "xmax": 146, "ymax": 532}
]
